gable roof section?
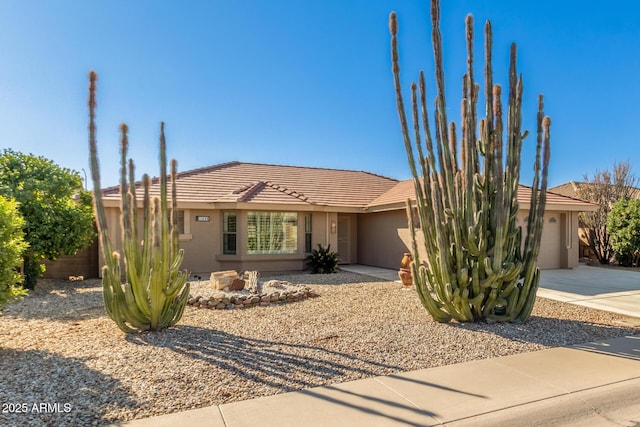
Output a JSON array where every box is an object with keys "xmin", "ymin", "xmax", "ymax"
[
  {"xmin": 102, "ymin": 161, "xmax": 398, "ymax": 210},
  {"xmin": 368, "ymin": 179, "xmax": 598, "ymax": 212}
]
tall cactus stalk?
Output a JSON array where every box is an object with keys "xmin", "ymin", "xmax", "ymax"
[
  {"xmin": 87, "ymin": 71, "xmax": 190, "ymax": 333},
  {"xmin": 390, "ymin": 1, "xmax": 550, "ymax": 323}
]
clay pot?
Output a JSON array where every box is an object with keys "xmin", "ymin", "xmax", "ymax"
[{"xmin": 398, "ymin": 268, "xmax": 413, "ymax": 288}]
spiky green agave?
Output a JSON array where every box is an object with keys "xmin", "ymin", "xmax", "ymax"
[
  {"xmin": 87, "ymin": 71, "xmax": 190, "ymax": 332},
  {"xmin": 389, "ymin": 1, "xmax": 550, "ymax": 323}
]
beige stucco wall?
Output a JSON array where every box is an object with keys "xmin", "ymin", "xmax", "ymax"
[
  {"xmin": 101, "ymin": 207, "xmax": 334, "ymax": 276},
  {"xmin": 513, "ymin": 210, "xmax": 579, "ymax": 269},
  {"xmin": 357, "ymin": 210, "xmax": 410, "ymax": 269}
]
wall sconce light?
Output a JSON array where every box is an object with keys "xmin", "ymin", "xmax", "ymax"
[{"xmin": 330, "ymin": 220, "xmax": 337, "ymax": 234}]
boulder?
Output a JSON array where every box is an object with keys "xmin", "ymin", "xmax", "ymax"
[{"xmin": 210, "ymin": 270, "xmax": 239, "ymax": 290}]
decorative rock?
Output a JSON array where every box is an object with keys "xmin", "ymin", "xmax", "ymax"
[
  {"xmin": 210, "ymin": 270, "xmax": 240, "ymax": 290},
  {"xmin": 186, "ymin": 277, "xmax": 321, "ymax": 310},
  {"xmin": 230, "ymin": 279, "xmax": 245, "ymax": 291}
]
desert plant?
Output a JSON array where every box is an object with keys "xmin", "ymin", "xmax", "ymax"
[
  {"xmin": 0, "ymin": 195, "xmax": 28, "ymax": 310},
  {"xmin": 306, "ymin": 244, "xmax": 339, "ymax": 274},
  {"xmin": 87, "ymin": 71, "xmax": 189, "ymax": 333},
  {"xmin": 607, "ymin": 198, "xmax": 640, "ymax": 267},
  {"xmin": 390, "ymin": 0, "xmax": 550, "ymax": 323}
]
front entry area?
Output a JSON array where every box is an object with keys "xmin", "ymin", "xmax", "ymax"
[{"xmin": 337, "ymin": 215, "xmax": 351, "ymax": 264}]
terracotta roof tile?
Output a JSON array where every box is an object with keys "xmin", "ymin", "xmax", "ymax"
[
  {"xmin": 368, "ymin": 179, "xmax": 597, "ymax": 211},
  {"xmin": 103, "ymin": 161, "xmax": 398, "ymax": 209}
]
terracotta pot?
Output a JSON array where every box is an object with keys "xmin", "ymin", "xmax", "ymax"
[{"xmin": 398, "ymin": 268, "xmax": 413, "ymax": 287}]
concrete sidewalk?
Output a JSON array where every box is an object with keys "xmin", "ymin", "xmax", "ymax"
[{"xmin": 118, "ymin": 335, "xmax": 640, "ymax": 426}]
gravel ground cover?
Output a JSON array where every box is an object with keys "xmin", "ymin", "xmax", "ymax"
[{"xmin": 1, "ymin": 271, "xmax": 638, "ymax": 426}]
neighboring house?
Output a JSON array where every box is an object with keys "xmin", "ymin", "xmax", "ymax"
[
  {"xmin": 93, "ymin": 162, "xmax": 597, "ymax": 275},
  {"xmin": 550, "ymin": 181, "xmax": 640, "ymax": 259}
]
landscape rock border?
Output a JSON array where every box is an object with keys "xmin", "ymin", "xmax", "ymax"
[{"xmin": 187, "ymin": 283, "xmax": 319, "ymax": 310}]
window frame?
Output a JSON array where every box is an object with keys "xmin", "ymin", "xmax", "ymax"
[
  {"xmin": 247, "ymin": 211, "xmax": 298, "ymax": 255},
  {"xmin": 223, "ymin": 212, "xmax": 237, "ymax": 255}
]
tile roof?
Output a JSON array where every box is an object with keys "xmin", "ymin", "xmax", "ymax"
[
  {"xmin": 102, "ymin": 161, "xmax": 399, "ymax": 209},
  {"xmin": 550, "ymin": 181, "xmax": 640, "ymax": 200},
  {"xmin": 368, "ymin": 179, "xmax": 598, "ymax": 212}
]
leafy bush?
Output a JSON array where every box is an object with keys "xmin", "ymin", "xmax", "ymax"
[
  {"xmin": 0, "ymin": 195, "xmax": 28, "ymax": 310},
  {"xmin": 306, "ymin": 244, "xmax": 339, "ymax": 274},
  {"xmin": 0, "ymin": 149, "xmax": 96, "ymax": 288},
  {"xmin": 607, "ymin": 199, "xmax": 640, "ymax": 267}
]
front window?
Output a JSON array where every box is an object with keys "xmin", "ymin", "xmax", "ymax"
[
  {"xmin": 305, "ymin": 213, "xmax": 312, "ymax": 252},
  {"xmin": 223, "ymin": 212, "xmax": 237, "ymax": 255},
  {"xmin": 247, "ymin": 211, "xmax": 297, "ymax": 254},
  {"xmin": 168, "ymin": 209, "xmax": 185, "ymax": 234}
]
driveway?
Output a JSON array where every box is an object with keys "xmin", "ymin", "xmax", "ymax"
[{"xmin": 538, "ymin": 264, "xmax": 640, "ymax": 319}]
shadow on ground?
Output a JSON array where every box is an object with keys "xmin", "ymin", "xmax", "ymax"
[
  {"xmin": 126, "ymin": 325, "xmax": 401, "ymax": 393},
  {"xmin": 0, "ymin": 348, "xmax": 137, "ymax": 427}
]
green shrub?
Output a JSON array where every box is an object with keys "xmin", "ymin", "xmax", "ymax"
[
  {"xmin": 0, "ymin": 195, "xmax": 28, "ymax": 310},
  {"xmin": 0, "ymin": 149, "xmax": 95, "ymax": 288},
  {"xmin": 607, "ymin": 199, "xmax": 640, "ymax": 267},
  {"xmin": 306, "ymin": 244, "xmax": 339, "ymax": 274}
]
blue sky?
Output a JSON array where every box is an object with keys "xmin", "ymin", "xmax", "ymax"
[{"xmin": 1, "ymin": 1, "xmax": 639, "ymax": 188}]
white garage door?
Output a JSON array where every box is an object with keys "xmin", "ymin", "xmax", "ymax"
[{"xmin": 538, "ymin": 213, "xmax": 562, "ymax": 269}]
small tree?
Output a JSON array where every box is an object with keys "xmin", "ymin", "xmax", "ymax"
[
  {"xmin": 0, "ymin": 149, "xmax": 96, "ymax": 288},
  {"xmin": 607, "ymin": 199, "xmax": 640, "ymax": 267},
  {"xmin": 577, "ymin": 161, "xmax": 637, "ymax": 264},
  {"xmin": 0, "ymin": 195, "xmax": 28, "ymax": 310}
]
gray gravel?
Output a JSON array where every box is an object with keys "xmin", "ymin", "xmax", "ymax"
[{"xmin": 0, "ymin": 271, "xmax": 638, "ymax": 426}]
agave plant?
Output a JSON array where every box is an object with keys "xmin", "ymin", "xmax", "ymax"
[
  {"xmin": 390, "ymin": 1, "xmax": 550, "ymax": 323},
  {"xmin": 87, "ymin": 71, "xmax": 190, "ymax": 333},
  {"xmin": 306, "ymin": 244, "xmax": 339, "ymax": 274}
]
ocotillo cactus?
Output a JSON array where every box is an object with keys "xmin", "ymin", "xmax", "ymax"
[
  {"xmin": 87, "ymin": 71, "xmax": 190, "ymax": 333},
  {"xmin": 390, "ymin": 0, "xmax": 550, "ymax": 323}
]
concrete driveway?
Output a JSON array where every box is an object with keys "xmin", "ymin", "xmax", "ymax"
[{"xmin": 538, "ymin": 264, "xmax": 640, "ymax": 318}]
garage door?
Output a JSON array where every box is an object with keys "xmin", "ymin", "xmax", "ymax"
[
  {"xmin": 538, "ymin": 213, "xmax": 562, "ymax": 269},
  {"xmin": 517, "ymin": 213, "xmax": 562, "ymax": 270}
]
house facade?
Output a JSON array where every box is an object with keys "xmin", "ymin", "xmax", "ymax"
[
  {"xmin": 100, "ymin": 162, "xmax": 397, "ymax": 274},
  {"xmin": 85, "ymin": 162, "xmax": 598, "ymax": 277},
  {"xmin": 361, "ymin": 180, "xmax": 597, "ymax": 270},
  {"xmin": 550, "ymin": 181, "xmax": 640, "ymax": 259}
]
